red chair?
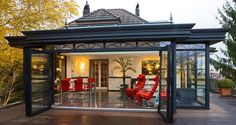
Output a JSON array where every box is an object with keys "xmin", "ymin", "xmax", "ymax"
[
  {"xmin": 87, "ymin": 78, "xmax": 95, "ymax": 89},
  {"xmin": 136, "ymin": 76, "xmax": 159, "ymax": 104},
  {"xmin": 74, "ymin": 78, "xmax": 85, "ymax": 91},
  {"xmin": 61, "ymin": 79, "xmax": 70, "ymax": 92},
  {"xmin": 64, "ymin": 78, "xmax": 71, "ymax": 81},
  {"xmin": 125, "ymin": 74, "xmax": 146, "ymax": 98}
]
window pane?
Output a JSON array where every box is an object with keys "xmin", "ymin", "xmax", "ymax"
[
  {"xmin": 176, "ymin": 44, "xmax": 205, "ymax": 49},
  {"xmin": 176, "ymin": 49, "xmax": 206, "ymax": 107},
  {"xmin": 31, "ymin": 54, "xmax": 50, "ymax": 114}
]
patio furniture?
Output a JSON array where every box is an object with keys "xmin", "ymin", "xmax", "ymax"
[
  {"xmin": 125, "ymin": 74, "xmax": 146, "ymax": 99},
  {"xmin": 136, "ymin": 76, "xmax": 159, "ymax": 105}
]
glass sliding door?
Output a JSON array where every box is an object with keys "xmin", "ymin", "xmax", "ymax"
[
  {"xmin": 158, "ymin": 45, "xmax": 174, "ymax": 123},
  {"xmin": 176, "ymin": 44, "xmax": 206, "ymax": 108},
  {"xmin": 25, "ymin": 49, "xmax": 53, "ymax": 116}
]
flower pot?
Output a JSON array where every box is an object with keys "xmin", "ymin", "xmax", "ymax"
[{"xmin": 219, "ymin": 88, "xmax": 232, "ymax": 96}]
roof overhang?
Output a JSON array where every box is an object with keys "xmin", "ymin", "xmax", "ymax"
[
  {"xmin": 186, "ymin": 29, "xmax": 228, "ymax": 45},
  {"xmin": 5, "ymin": 23, "xmax": 227, "ymax": 48},
  {"xmin": 5, "ymin": 23, "xmax": 195, "ymax": 48},
  {"xmin": 5, "ymin": 36, "xmax": 27, "ymax": 48}
]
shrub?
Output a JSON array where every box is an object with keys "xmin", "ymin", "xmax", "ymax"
[{"xmin": 217, "ymin": 78, "xmax": 234, "ymax": 88}]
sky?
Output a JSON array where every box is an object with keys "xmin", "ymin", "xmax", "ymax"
[
  {"xmin": 74, "ymin": 0, "xmax": 229, "ymax": 61},
  {"xmin": 76, "ymin": 0, "xmax": 226, "ymax": 28}
]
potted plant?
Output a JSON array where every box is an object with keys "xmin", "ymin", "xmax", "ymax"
[
  {"xmin": 217, "ymin": 78, "xmax": 234, "ymax": 96},
  {"xmin": 54, "ymin": 77, "xmax": 61, "ymax": 94},
  {"xmin": 113, "ymin": 57, "xmax": 136, "ymax": 98}
]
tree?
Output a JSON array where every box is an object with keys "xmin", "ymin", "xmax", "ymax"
[
  {"xmin": 0, "ymin": 0, "xmax": 79, "ymax": 106},
  {"xmin": 113, "ymin": 57, "xmax": 136, "ymax": 98},
  {"xmin": 211, "ymin": 1, "xmax": 236, "ymax": 82}
]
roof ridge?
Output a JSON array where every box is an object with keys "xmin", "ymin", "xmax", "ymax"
[
  {"xmin": 79, "ymin": 9, "xmax": 103, "ymax": 19},
  {"xmin": 103, "ymin": 9, "xmax": 120, "ymax": 19},
  {"xmin": 118, "ymin": 8, "xmax": 147, "ymax": 22},
  {"xmin": 79, "ymin": 9, "xmax": 120, "ymax": 20}
]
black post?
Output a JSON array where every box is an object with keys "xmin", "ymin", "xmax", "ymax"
[
  {"xmin": 23, "ymin": 48, "xmax": 31, "ymax": 117},
  {"xmin": 50, "ymin": 53, "xmax": 55, "ymax": 106},
  {"xmin": 194, "ymin": 51, "xmax": 198, "ymax": 101},
  {"xmin": 205, "ymin": 43, "xmax": 210, "ymax": 109},
  {"xmin": 158, "ymin": 50, "xmax": 162, "ymax": 112},
  {"xmin": 172, "ymin": 42, "xmax": 176, "ymax": 114}
]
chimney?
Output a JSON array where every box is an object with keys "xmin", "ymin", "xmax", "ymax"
[
  {"xmin": 83, "ymin": 1, "xmax": 90, "ymax": 16},
  {"xmin": 170, "ymin": 12, "xmax": 173, "ymax": 23},
  {"xmin": 135, "ymin": 3, "xmax": 140, "ymax": 16}
]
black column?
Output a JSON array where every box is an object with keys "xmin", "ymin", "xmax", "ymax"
[
  {"xmin": 205, "ymin": 43, "xmax": 210, "ymax": 109},
  {"xmin": 23, "ymin": 47, "xmax": 32, "ymax": 117},
  {"xmin": 171, "ymin": 42, "xmax": 177, "ymax": 113},
  {"xmin": 50, "ymin": 53, "xmax": 55, "ymax": 106}
]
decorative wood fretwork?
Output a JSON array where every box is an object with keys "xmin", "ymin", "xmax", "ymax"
[
  {"xmin": 54, "ymin": 44, "xmax": 73, "ymax": 50},
  {"xmin": 138, "ymin": 41, "xmax": 160, "ymax": 48},
  {"xmin": 45, "ymin": 41, "xmax": 169, "ymax": 51},
  {"xmin": 75, "ymin": 43, "xmax": 104, "ymax": 49},
  {"xmin": 105, "ymin": 42, "xmax": 136, "ymax": 48}
]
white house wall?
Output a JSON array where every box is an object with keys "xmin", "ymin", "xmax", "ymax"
[{"xmin": 66, "ymin": 54, "xmax": 159, "ymax": 78}]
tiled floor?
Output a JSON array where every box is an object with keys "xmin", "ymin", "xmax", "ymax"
[{"xmin": 54, "ymin": 90, "xmax": 156, "ymax": 109}]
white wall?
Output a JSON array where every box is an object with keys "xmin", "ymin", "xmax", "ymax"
[{"xmin": 66, "ymin": 54, "xmax": 159, "ymax": 78}]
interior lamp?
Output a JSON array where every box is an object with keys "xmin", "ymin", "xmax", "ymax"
[
  {"xmin": 80, "ymin": 63, "xmax": 86, "ymax": 70},
  {"xmin": 155, "ymin": 64, "xmax": 160, "ymax": 69},
  {"xmin": 32, "ymin": 65, "xmax": 37, "ymax": 70},
  {"xmin": 56, "ymin": 67, "xmax": 61, "ymax": 72}
]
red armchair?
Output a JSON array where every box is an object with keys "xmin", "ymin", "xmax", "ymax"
[
  {"xmin": 87, "ymin": 78, "xmax": 95, "ymax": 89},
  {"xmin": 74, "ymin": 78, "xmax": 85, "ymax": 91},
  {"xmin": 125, "ymin": 74, "xmax": 146, "ymax": 99},
  {"xmin": 136, "ymin": 76, "xmax": 159, "ymax": 104},
  {"xmin": 61, "ymin": 79, "xmax": 70, "ymax": 92}
]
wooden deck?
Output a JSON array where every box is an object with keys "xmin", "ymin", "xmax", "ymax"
[
  {"xmin": 0, "ymin": 104, "xmax": 165, "ymax": 125},
  {"xmin": 0, "ymin": 93, "xmax": 236, "ymax": 125}
]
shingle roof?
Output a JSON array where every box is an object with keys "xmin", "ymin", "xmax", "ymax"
[
  {"xmin": 69, "ymin": 8, "xmax": 147, "ymax": 26},
  {"xmin": 79, "ymin": 9, "xmax": 120, "ymax": 21},
  {"xmin": 107, "ymin": 9, "xmax": 147, "ymax": 24}
]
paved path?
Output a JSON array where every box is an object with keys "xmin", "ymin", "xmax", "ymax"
[{"xmin": 0, "ymin": 93, "xmax": 235, "ymax": 125}]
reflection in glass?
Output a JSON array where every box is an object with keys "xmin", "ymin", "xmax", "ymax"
[
  {"xmin": 31, "ymin": 54, "xmax": 50, "ymax": 114},
  {"xmin": 176, "ymin": 49, "xmax": 206, "ymax": 107},
  {"xmin": 31, "ymin": 54, "xmax": 48, "ymax": 79},
  {"xmin": 159, "ymin": 51, "xmax": 168, "ymax": 117}
]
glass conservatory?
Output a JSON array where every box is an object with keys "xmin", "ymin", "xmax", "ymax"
[{"xmin": 5, "ymin": 23, "xmax": 227, "ymax": 123}]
